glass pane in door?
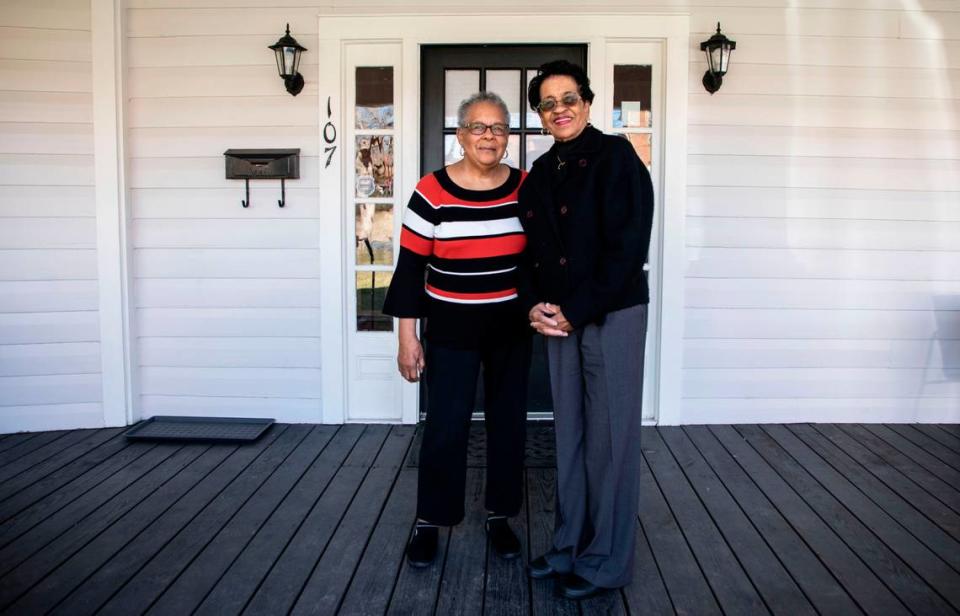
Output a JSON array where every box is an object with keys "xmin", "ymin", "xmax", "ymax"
[
  {"xmin": 444, "ymin": 70, "xmax": 480, "ymax": 128},
  {"xmin": 486, "ymin": 69, "xmax": 521, "ymax": 128}
]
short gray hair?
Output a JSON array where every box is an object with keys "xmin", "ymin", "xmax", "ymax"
[{"xmin": 457, "ymin": 91, "xmax": 510, "ymax": 128}]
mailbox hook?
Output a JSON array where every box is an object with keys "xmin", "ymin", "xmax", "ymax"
[
  {"xmin": 241, "ymin": 179, "xmax": 250, "ymax": 208},
  {"xmin": 278, "ymin": 179, "xmax": 286, "ymax": 208}
]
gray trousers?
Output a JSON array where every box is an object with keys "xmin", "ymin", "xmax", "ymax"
[{"xmin": 544, "ymin": 303, "xmax": 647, "ymax": 588}]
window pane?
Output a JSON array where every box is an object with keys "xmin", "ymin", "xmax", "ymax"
[
  {"xmin": 622, "ymin": 133, "xmax": 652, "ymax": 169},
  {"xmin": 486, "ymin": 70, "xmax": 521, "ymax": 128},
  {"xmin": 444, "ymin": 134, "xmax": 462, "ymax": 166},
  {"xmin": 525, "ymin": 69, "xmax": 542, "ymax": 129},
  {"xmin": 355, "ymin": 203, "xmax": 394, "ymax": 265},
  {"xmin": 613, "ymin": 65, "xmax": 652, "ymax": 128},
  {"xmin": 525, "ymin": 135, "xmax": 553, "ymax": 170},
  {"xmin": 355, "ymin": 135, "xmax": 394, "ymax": 198},
  {"xmin": 445, "ymin": 70, "xmax": 480, "ymax": 128},
  {"xmin": 355, "ymin": 67, "xmax": 394, "ymax": 129},
  {"xmin": 356, "ymin": 270, "xmax": 393, "ymax": 332}
]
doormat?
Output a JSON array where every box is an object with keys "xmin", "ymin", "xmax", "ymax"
[
  {"xmin": 124, "ymin": 416, "xmax": 274, "ymax": 443},
  {"xmin": 406, "ymin": 421, "xmax": 556, "ymax": 468}
]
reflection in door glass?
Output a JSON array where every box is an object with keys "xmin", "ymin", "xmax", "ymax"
[
  {"xmin": 444, "ymin": 70, "xmax": 480, "ymax": 128},
  {"xmin": 356, "ymin": 270, "xmax": 393, "ymax": 331},
  {"xmin": 355, "ymin": 203, "xmax": 394, "ymax": 266},
  {"xmin": 355, "ymin": 135, "xmax": 394, "ymax": 198},
  {"xmin": 621, "ymin": 133, "xmax": 652, "ymax": 169},
  {"xmin": 355, "ymin": 67, "xmax": 394, "ymax": 129},
  {"xmin": 526, "ymin": 135, "xmax": 553, "ymax": 170},
  {"xmin": 613, "ymin": 65, "xmax": 652, "ymax": 128}
]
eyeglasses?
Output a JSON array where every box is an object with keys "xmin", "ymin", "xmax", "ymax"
[
  {"xmin": 536, "ymin": 92, "xmax": 581, "ymax": 113},
  {"xmin": 461, "ymin": 122, "xmax": 509, "ymax": 137}
]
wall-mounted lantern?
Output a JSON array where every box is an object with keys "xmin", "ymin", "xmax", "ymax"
[
  {"xmin": 268, "ymin": 24, "xmax": 307, "ymax": 96},
  {"xmin": 700, "ymin": 23, "xmax": 736, "ymax": 94}
]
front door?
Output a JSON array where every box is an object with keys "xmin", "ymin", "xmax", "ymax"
[{"xmin": 420, "ymin": 45, "xmax": 587, "ymax": 419}]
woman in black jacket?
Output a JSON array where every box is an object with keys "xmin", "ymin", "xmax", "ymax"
[{"xmin": 518, "ymin": 60, "xmax": 654, "ymax": 600}]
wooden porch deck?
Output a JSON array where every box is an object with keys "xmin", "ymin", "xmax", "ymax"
[{"xmin": 0, "ymin": 422, "xmax": 958, "ymax": 615}]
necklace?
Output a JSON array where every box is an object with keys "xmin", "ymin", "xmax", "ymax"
[{"xmin": 556, "ymin": 156, "xmax": 566, "ymax": 171}]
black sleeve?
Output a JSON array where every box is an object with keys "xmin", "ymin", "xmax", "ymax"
[{"xmin": 382, "ymin": 186, "xmax": 438, "ymax": 318}]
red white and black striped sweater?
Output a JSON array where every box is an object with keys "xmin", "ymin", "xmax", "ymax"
[{"xmin": 382, "ymin": 167, "xmax": 529, "ymax": 347}]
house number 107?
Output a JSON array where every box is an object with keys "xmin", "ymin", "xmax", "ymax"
[{"xmin": 323, "ymin": 97, "xmax": 337, "ymax": 169}]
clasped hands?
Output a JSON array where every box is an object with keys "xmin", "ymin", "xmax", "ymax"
[{"xmin": 529, "ymin": 302, "xmax": 572, "ymax": 337}]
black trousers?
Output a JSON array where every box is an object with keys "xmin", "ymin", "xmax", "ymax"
[{"xmin": 417, "ymin": 335, "xmax": 531, "ymax": 526}]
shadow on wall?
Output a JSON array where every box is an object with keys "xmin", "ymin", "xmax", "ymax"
[{"xmin": 922, "ymin": 295, "xmax": 960, "ymax": 422}]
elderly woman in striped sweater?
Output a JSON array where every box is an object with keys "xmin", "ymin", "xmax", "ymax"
[{"xmin": 383, "ymin": 91, "xmax": 530, "ymax": 567}]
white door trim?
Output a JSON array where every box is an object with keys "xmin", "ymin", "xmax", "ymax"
[
  {"xmin": 92, "ymin": 0, "xmax": 135, "ymax": 428},
  {"xmin": 317, "ymin": 12, "xmax": 689, "ymax": 425}
]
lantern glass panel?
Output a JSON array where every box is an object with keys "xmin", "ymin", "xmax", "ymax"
[
  {"xmin": 273, "ymin": 50, "xmax": 284, "ymax": 77},
  {"xmin": 708, "ymin": 46, "xmax": 721, "ymax": 74},
  {"xmin": 282, "ymin": 47, "xmax": 296, "ymax": 76},
  {"xmin": 719, "ymin": 46, "xmax": 731, "ymax": 73}
]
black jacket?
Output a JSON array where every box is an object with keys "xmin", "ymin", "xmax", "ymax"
[{"xmin": 518, "ymin": 125, "xmax": 654, "ymax": 329}]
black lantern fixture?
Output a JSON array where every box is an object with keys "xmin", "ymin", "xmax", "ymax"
[
  {"xmin": 269, "ymin": 23, "xmax": 307, "ymax": 96},
  {"xmin": 700, "ymin": 23, "xmax": 736, "ymax": 94}
]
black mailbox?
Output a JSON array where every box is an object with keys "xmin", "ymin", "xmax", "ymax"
[{"xmin": 224, "ymin": 148, "xmax": 300, "ymax": 208}]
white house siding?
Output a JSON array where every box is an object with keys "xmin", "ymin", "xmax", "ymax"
[
  {"xmin": 119, "ymin": 0, "xmax": 959, "ymax": 424},
  {"xmin": 0, "ymin": 0, "xmax": 104, "ymax": 432}
]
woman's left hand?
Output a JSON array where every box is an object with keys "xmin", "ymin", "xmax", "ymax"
[{"xmin": 529, "ymin": 302, "xmax": 571, "ymax": 337}]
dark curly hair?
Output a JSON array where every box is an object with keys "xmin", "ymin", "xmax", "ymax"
[{"xmin": 527, "ymin": 60, "xmax": 595, "ymax": 112}]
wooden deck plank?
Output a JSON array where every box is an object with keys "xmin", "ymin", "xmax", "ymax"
[
  {"xmin": 737, "ymin": 424, "xmax": 953, "ymax": 615},
  {"xmin": 0, "ymin": 433, "xmax": 134, "ymax": 524},
  {"xmin": 927, "ymin": 425, "xmax": 960, "ymax": 451},
  {"xmin": 638, "ymin": 454, "xmax": 721, "ymax": 615},
  {"xmin": 5, "ymin": 443, "xmax": 234, "ymax": 614},
  {"xmin": 526, "ymin": 468, "xmax": 578, "ymax": 616},
  {"xmin": 93, "ymin": 424, "xmax": 309, "ymax": 616},
  {"xmin": 839, "ymin": 424, "xmax": 960, "ymax": 515},
  {"xmin": 140, "ymin": 425, "xmax": 340, "ymax": 615},
  {"xmin": 887, "ymin": 425, "xmax": 960, "ymax": 472},
  {"xmin": 0, "ymin": 443, "xmax": 206, "ymax": 607},
  {"xmin": 0, "ymin": 428, "xmax": 122, "ymax": 496},
  {"xmin": 764, "ymin": 424, "xmax": 960, "ymax": 612},
  {"xmin": 0, "ymin": 429, "xmax": 93, "ymax": 484},
  {"xmin": 290, "ymin": 426, "xmax": 415, "ymax": 615},
  {"xmin": 432, "ymin": 467, "xmax": 486, "ymax": 616},
  {"xmin": 622, "ymin": 518, "xmax": 674, "ymax": 616},
  {"xmin": 0, "ymin": 422, "xmax": 954, "ymax": 616},
  {"xmin": 913, "ymin": 424, "xmax": 960, "ymax": 455},
  {"xmin": 710, "ymin": 425, "xmax": 905, "ymax": 616},
  {"xmin": 645, "ymin": 428, "xmax": 767, "ymax": 615},
  {"xmin": 684, "ymin": 426, "xmax": 861, "ymax": 616},
  {"xmin": 0, "ymin": 443, "xmax": 179, "ymax": 572},
  {"xmin": 49, "ymin": 426, "xmax": 285, "ymax": 616},
  {"xmin": 190, "ymin": 425, "xmax": 362, "ymax": 616},
  {"xmin": 811, "ymin": 424, "xmax": 960, "ymax": 539},
  {"xmin": 338, "ymin": 468, "xmax": 419, "ymax": 616},
  {"xmin": 386, "ymin": 526, "xmax": 451, "ymax": 615},
  {"xmin": 658, "ymin": 426, "xmax": 816, "ymax": 616},
  {"xmin": 789, "ymin": 424, "xmax": 960, "ymax": 572},
  {"xmin": 483, "ymin": 474, "xmax": 529, "ymax": 616},
  {"xmin": 0, "ymin": 431, "xmax": 72, "ymax": 467},
  {"xmin": 241, "ymin": 425, "xmax": 390, "ymax": 616},
  {"xmin": 866, "ymin": 425, "xmax": 960, "ymax": 487}
]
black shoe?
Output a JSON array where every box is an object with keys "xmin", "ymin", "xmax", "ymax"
[
  {"xmin": 528, "ymin": 555, "xmax": 560, "ymax": 579},
  {"xmin": 485, "ymin": 515, "xmax": 521, "ymax": 559},
  {"xmin": 557, "ymin": 574, "xmax": 608, "ymax": 600},
  {"xmin": 406, "ymin": 523, "xmax": 438, "ymax": 568}
]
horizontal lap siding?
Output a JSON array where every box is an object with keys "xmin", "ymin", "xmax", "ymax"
[
  {"xmin": 685, "ymin": 6, "xmax": 960, "ymax": 422},
  {"xmin": 120, "ymin": 0, "xmax": 960, "ymax": 423},
  {"xmin": 126, "ymin": 6, "xmax": 322, "ymax": 422},
  {"xmin": 0, "ymin": 0, "xmax": 102, "ymax": 433}
]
